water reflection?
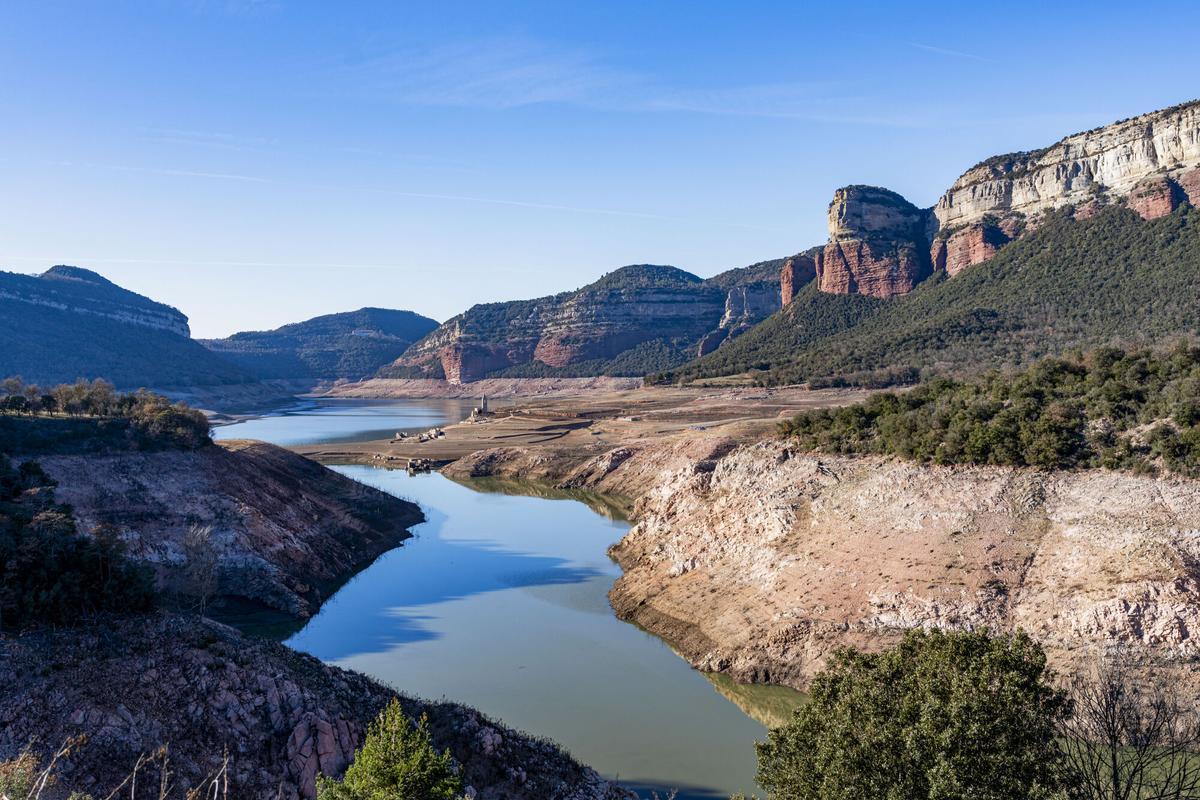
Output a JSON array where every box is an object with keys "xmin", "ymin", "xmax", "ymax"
[
  {"xmin": 288, "ymin": 504, "xmax": 603, "ymax": 661},
  {"xmin": 213, "ymin": 398, "xmax": 474, "ymax": 446}
]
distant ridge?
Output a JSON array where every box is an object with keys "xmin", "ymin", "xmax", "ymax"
[
  {"xmin": 381, "ymin": 261, "xmax": 787, "ymax": 383},
  {"xmin": 0, "ymin": 266, "xmax": 261, "ymax": 400},
  {"xmin": 201, "ymin": 307, "xmax": 440, "ymax": 383}
]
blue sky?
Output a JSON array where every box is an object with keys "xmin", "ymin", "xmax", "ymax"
[{"xmin": 2, "ymin": 1, "xmax": 1197, "ymax": 337}]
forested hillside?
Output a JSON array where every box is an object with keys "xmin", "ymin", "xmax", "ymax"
[
  {"xmin": 655, "ymin": 206, "xmax": 1200, "ymax": 387},
  {"xmin": 202, "ymin": 307, "xmax": 439, "ymax": 382}
]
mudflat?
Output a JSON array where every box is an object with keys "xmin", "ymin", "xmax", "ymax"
[{"xmin": 291, "ymin": 384, "xmax": 870, "ymax": 467}]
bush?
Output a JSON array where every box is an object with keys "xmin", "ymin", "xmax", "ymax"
[
  {"xmin": 757, "ymin": 629, "xmax": 1069, "ymax": 800},
  {"xmin": 0, "ymin": 378, "xmax": 210, "ymax": 453},
  {"xmin": 780, "ymin": 345, "xmax": 1200, "ymax": 476},
  {"xmin": 317, "ymin": 700, "xmax": 462, "ymax": 800}
]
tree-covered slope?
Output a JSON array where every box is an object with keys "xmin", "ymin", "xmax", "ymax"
[
  {"xmin": 654, "ymin": 206, "xmax": 1200, "ymax": 387},
  {"xmin": 0, "ymin": 268, "xmax": 257, "ymax": 391},
  {"xmin": 202, "ymin": 307, "xmax": 439, "ymax": 382}
]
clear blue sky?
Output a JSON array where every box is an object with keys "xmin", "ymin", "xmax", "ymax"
[{"xmin": 2, "ymin": 1, "xmax": 1197, "ymax": 337}]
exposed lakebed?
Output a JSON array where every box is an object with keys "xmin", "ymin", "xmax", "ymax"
[{"xmin": 215, "ymin": 399, "xmax": 801, "ymax": 798}]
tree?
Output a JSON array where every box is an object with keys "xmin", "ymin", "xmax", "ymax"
[
  {"xmin": 756, "ymin": 629, "xmax": 1069, "ymax": 800},
  {"xmin": 181, "ymin": 524, "xmax": 220, "ymax": 615},
  {"xmin": 1059, "ymin": 654, "xmax": 1200, "ymax": 800},
  {"xmin": 317, "ymin": 701, "xmax": 462, "ymax": 800}
]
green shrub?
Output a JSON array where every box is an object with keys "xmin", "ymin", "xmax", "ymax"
[
  {"xmin": 317, "ymin": 700, "xmax": 462, "ymax": 800},
  {"xmin": 781, "ymin": 345, "xmax": 1200, "ymax": 475},
  {"xmin": 757, "ymin": 629, "xmax": 1068, "ymax": 800}
]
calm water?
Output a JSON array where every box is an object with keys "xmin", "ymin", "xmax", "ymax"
[{"xmin": 215, "ymin": 399, "xmax": 798, "ymax": 798}]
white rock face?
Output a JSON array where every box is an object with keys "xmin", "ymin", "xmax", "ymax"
[{"xmin": 935, "ymin": 101, "xmax": 1200, "ymax": 227}]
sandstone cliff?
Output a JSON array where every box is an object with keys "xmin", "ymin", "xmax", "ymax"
[
  {"xmin": 809, "ymin": 99, "xmax": 1200, "ymax": 295},
  {"xmin": 385, "ymin": 263, "xmax": 795, "ymax": 384},
  {"xmin": 816, "ymin": 186, "xmax": 934, "ymax": 298},
  {"xmin": 0, "ymin": 613, "xmax": 632, "ymax": 800},
  {"xmin": 35, "ymin": 440, "xmax": 422, "ymax": 618},
  {"xmin": 444, "ymin": 436, "xmax": 1200, "ymax": 695}
]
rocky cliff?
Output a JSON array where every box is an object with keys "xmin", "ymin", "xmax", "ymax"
[
  {"xmin": 444, "ymin": 435, "xmax": 1200, "ymax": 696},
  {"xmin": 808, "ymin": 99, "xmax": 1200, "ymax": 296},
  {"xmin": 34, "ymin": 440, "xmax": 422, "ymax": 618},
  {"xmin": 816, "ymin": 186, "xmax": 935, "ymax": 298},
  {"xmin": 385, "ymin": 263, "xmax": 794, "ymax": 384},
  {"xmin": 0, "ymin": 613, "xmax": 633, "ymax": 800}
]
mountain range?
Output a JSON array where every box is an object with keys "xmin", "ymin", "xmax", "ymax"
[{"xmin": 4, "ymin": 98, "xmax": 1198, "ymax": 399}]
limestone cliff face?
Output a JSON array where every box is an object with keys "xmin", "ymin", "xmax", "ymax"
[
  {"xmin": 37, "ymin": 441, "xmax": 423, "ymax": 618},
  {"xmin": 386, "ymin": 263, "xmax": 785, "ymax": 383},
  {"xmin": 816, "ymin": 186, "xmax": 934, "ymax": 298},
  {"xmin": 607, "ymin": 441, "xmax": 1200, "ymax": 691},
  {"xmin": 445, "ymin": 435, "xmax": 1200, "ymax": 695},
  {"xmin": 805, "ymin": 100, "xmax": 1200, "ymax": 294},
  {"xmin": 935, "ymin": 101, "xmax": 1200, "ymax": 229}
]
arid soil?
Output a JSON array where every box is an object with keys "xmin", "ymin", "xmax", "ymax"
[
  {"xmin": 322, "ymin": 376, "xmax": 643, "ymax": 399},
  {"xmin": 36, "ymin": 440, "xmax": 423, "ymax": 618},
  {"xmin": 0, "ymin": 613, "xmax": 634, "ymax": 800}
]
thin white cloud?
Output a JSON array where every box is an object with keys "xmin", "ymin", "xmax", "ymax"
[
  {"xmin": 141, "ymin": 127, "xmax": 279, "ymax": 153},
  {"xmin": 325, "ymin": 34, "xmax": 923, "ymax": 127},
  {"xmin": 908, "ymin": 42, "xmax": 992, "ymax": 62},
  {"xmin": 334, "ymin": 35, "xmax": 637, "ymax": 110}
]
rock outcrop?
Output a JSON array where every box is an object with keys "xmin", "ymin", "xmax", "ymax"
[
  {"xmin": 934, "ymin": 101, "xmax": 1200, "ymax": 229},
  {"xmin": 803, "ymin": 100, "xmax": 1200, "ymax": 298},
  {"xmin": 608, "ymin": 440, "xmax": 1200, "ymax": 692},
  {"xmin": 386, "ymin": 263, "xmax": 788, "ymax": 383},
  {"xmin": 779, "ymin": 253, "xmax": 818, "ymax": 305},
  {"xmin": 33, "ymin": 440, "xmax": 422, "ymax": 618},
  {"xmin": 0, "ymin": 614, "xmax": 633, "ymax": 800},
  {"xmin": 816, "ymin": 186, "xmax": 934, "ymax": 298},
  {"xmin": 444, "ymin": 434, "xmax": 1200, "ymax": 697}
]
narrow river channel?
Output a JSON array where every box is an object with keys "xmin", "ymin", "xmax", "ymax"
[{"xmin": 215, "ymin": 399, "xmax": 802, "ymax": 798}]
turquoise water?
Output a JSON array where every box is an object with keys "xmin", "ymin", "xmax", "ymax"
[{"xmin": 216, "ymin": 400, "xmax": 792, "ymax": 798}]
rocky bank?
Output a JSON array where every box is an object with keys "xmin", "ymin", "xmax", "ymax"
[
  {"xmin": 0, "ymin": 613, "xmax": 633, "ymax": 800},
  {"xmin": 446, "ymin": 435, "xmax": 1200, "ymax": 693},
  {"xmin": 34, "ymin": 440, "xmax": 423, "ymax": 618}
]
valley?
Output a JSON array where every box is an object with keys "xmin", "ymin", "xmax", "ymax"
[{"xmin": 5, "ymin": 86, "xmax": 1200, "ymax": 800}]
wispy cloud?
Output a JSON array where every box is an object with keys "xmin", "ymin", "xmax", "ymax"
[
  {"xmin": 141, "ymin": 127, "xmax": 279, "ymax": 153},
  {"xmin": 89, "ymin": 162, "xmax": 271, "ymax": 183},
  {"xmin": 333, "ymin": 35, "xmax": 637, "ymax": 110},
  {"xmin": 325, "ymin": 34, "xmax": 924, "ymax": 127},
  {"xmin": 645, "ymin": 82, "xmax": 925, "ymax": 127},
  {"xmin": 908, "ymin": 42, "xmax": 992, "ymax": 62}
]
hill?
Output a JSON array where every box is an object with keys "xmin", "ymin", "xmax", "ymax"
[
  {"xmin": 654, "ymin": 98, "xmax": 1200, "ymax": 387},
  {"xmin": 382, "ymin": 261, "xmax": 791, "ymax": 383},
  {"xmin": 0, "ymin": 266, "xmax": 261, "ymax": 394},
  {"xmin": 201, "ymin": 307, "xmax": 439, "ymax": 383},
  {"xmin": 657, "ymin": 206, "xmax": 1200, "ymax": 386}
]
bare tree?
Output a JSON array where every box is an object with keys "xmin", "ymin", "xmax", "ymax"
[
  {"xmin": 181, "ymin": 525, "xmax": 220, "ymax": 616},
  {"xmin": 1059, "ymin": 653, "xmax": 1200, "ymax": 800}
]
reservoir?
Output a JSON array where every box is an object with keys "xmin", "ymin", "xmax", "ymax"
[{"xmin": 215, "ymin": 399, "xmax": 800, "ymax": 798}]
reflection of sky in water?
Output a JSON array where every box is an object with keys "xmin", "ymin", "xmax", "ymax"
[
  {"xmin": 214, "ymin": 403, "xmax": 796, "ymax": 798},
  {"xmin": 212, "ymin": 398, "xmax": 474, "ymax": 446},
  {"xmin": 288, "ymin": 468, "xmax": 771, "ymax": 798}
]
